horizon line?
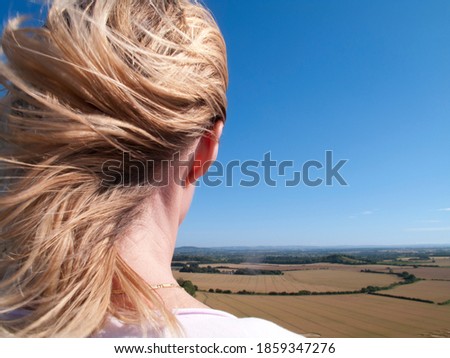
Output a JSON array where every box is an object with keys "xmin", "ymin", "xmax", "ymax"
[{"xmin": 175, "ymin": 243, "xmax": 450, "ymax": 249}]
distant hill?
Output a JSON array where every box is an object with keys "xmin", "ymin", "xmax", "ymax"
[{"xmin": 173, "ymin": 246, "xmax": 450, "ymax": 265}]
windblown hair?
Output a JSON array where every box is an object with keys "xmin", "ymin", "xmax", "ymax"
[{"xmin": 0, "ymin": 0, "xmax": 227, "ymax": 337}]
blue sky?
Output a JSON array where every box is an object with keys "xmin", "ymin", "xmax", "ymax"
[{"xmin": 2, "ymin": 1, "xmax": 450, "ymax": 247}]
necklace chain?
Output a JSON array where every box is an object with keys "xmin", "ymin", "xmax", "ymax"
[
  {"xmin": 112, "ymin": 283, "xmax": 181, "ymax": 295},
  {"xmin": 149, "ymin": 283, "xmax": 181, "ymax": 289}
]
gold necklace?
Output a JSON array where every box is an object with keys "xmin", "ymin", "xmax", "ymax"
[
  {"xmin": 149, "ymin": 283, "xmax": 181, "ymax": 290},
  {"xmin": 112, "ymin": 283, "xmax": 181, "ymax": 295}
]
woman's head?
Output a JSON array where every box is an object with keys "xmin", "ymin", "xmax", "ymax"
[{"xmin": 0, "ymin": 0, "xmax": 227, "ymax": 337}]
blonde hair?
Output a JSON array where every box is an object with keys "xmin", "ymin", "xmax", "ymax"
[{"xmin": 0, "ymin": 0, "xmax": 227, "ymax": 337}]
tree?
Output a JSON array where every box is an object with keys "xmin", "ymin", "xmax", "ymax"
[{"xmin": 177, "ymin": 279, "xmax": 196, "ymax": 296}]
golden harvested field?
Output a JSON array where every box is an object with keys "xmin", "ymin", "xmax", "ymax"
[
  {"xmin": 174, "ymin": 269, "xmax": 400, "ymax": 293},
  {"xmin": 307, "ymin": 264, "xmax": 450, "ymax": 280},
  {"xmin": 431, "ymin": 257, "xmax": 450, "ymax": 267},
  {"xmin": 196, "ymin": 292, "xmax": 450, "ymax": 338},
  {"xmin": 200, "ymin": 263, "xmax": 318, "ymax": 271},
  {"xmin": 200, "ymin": 263, "xmax": 400, "ymax": 272},
  {"xmin": 383, "ymin": 280, "xmax": 450, "ymax": 303},
  {"xmin": 390, "ymin": 267, "xmax": 450, "ymax": 280},
  {"xmin": 283, "ymin": 270, "xmax": 398, "ymax": 291}
]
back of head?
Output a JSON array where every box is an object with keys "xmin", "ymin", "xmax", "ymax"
[{"xmin": 0, "ymin": 0, "xmax": 227, "ymax": 337}]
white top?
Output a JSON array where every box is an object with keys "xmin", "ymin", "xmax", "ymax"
[{"xmin": 96, "ymin": 308, "xmax": 303, "ymax": 338}]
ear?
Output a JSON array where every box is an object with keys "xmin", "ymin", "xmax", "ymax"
[{"xmin": 186, "ymin": 120, "xmax": 224, "ymax": 186}]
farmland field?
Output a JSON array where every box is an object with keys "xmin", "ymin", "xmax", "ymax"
[
  {"xmin": 175, "ymin": 246, "xmax": 450, "ymax": 337},
  {"xmin": 431, "ymin": 257, "xmax": 450, "ymax": 267},
  {"xmin": 298, "ymin": 263, "xmax": 450, "ymax": 280},
  {"xmin": 389, "ymin": 267, "xmax": 450, "ymax": 280},
  {"xmin": 200, "ymin": 263, "xmax": 401, "ymax": 272},
  {"xmin": 174, "ymin": 269, "xmax": 400, "ymax": 293},
  {"xmin": 382, "ymin": 280, "xmax": 450, "ymax": 303},
  {"xmin": 196, "ymin": 292, "xmax": 450, "ymax": 338},
  {"xmin": 391, "ymin": 256, "xmax": 450, "ymax": 267}
]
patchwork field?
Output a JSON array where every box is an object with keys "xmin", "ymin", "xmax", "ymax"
[
  {"xmin": 200, "ymin": 263, "xmax": 400, "ymax": 272},
  {"xmin": 175, "ymin": 247, "xmax": 450, "ymax": 337},
  {"xmin": 301, "ymin": 263, "xmax": 450, "ymax": 280},
  {"xmin": 431, "ymin": 257, "xmax": 450, "ymax": 267},
  {"xmin": 392, "ymin": 256, "xmax": 450, "ymax": 267},
  {"xmin": 382, "ymin": 280, "xmax": 450, "ymax": 303},
  {"xmin": 196, "ymin": 292, "xmax": 450, "ymax": 338},
  {"xmin": 389, "ymin": 267, "xmax": 450, "ymax": 280},
  {"xmin": 174, "ymin": 269, "xmax": 400, "ymax": 293}
]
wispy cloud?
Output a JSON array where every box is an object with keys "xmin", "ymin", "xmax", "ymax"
[
  {"xmin": 349, "ymin": 209, "xmax": 377, "ymax": 219},
  {"xmin": 438, "ymin": 208, "xmax": 450, "ymax": 212},
  {"xmin": 419, "ymin": 220, "xmax": 441, "ymax": 224},
  {"xmin": 406, "ymin": 227, "xmax": 450, "ymax": 232}
]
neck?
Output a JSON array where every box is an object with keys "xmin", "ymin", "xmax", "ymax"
[
  {"xmin": 117, "ymin": 188, "xmax": 178, "ymax": 286},
  {"xmin": 116, "ymin": 187, "xmax": 208, "ymax": 310}
]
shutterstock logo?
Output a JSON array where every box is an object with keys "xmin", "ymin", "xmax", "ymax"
[{"xmin": 101, "ymin": 150, "xmax": 349, "ymax": 188}]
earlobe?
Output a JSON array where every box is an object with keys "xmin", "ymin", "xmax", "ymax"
[{"xmin": 185, "ymin": 120, "xmax": 224, "ymax": 187}]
